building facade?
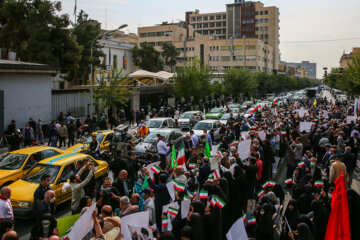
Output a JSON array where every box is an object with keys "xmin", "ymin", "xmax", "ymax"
[
  {"xmin": 281, "ymin": 60, "xmax": 317, "ymax": 79},
  {"xmin": 339, "ymin": 47, "xmax": 360, "ymax": 69}
]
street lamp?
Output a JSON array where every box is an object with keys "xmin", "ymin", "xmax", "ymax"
[{"xmin": 89, "ymin": 24, "xmax": 128, "ymax": 117}]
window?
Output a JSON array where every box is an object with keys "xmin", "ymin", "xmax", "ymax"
[
  {"xmin": 210, "ymin": 16, "xmax": 214, "ymax": 20},
  {"xmin": 164, "ymin": 31, "xmax": 172, "ymax": 36},
  {"xmin": 191, "ymin": 17, "xmax": 196, "ymax": 22},
  {"xmin": 216, "ymin": 15, "xmax": 222, "ymax": 20},
  {"xmin": 197, "ymin": 17, "xmax": 202, "ymax": 21},
  {"xmin": 148, "ymin": 32, "xmax": 155, "ymax": 37},
  {"xmin": 233, "ymin": 56, "xmax": 243, "ymax": 61},
  {"xmin": 216, "ymin": 29, "xmax": 221, "ymax": 34},
  {"xmin": 42, "ymin": 150, "xmax": 60, "ymax": 159},
  {"xmin": 197, "ymin": 23, "xmax": 202, "ymax": 28},
  {"xmin": 203, "ymin": 23, "xmax": 208, "ymax": 28},
  {"xmin": 265, "ymin": 34, "xmax": 268, "ymax": 39},
  {"xmin": 265, "ymin": 26, "xmax": 268, "ymax": 31},
  {"xmin": 113, "ymin": 55, "xmax": 117, "ymax": 67},
  {"xmin": 223, "ymin": 14, "xmax": 226, "ymax": 19},
  {"xmin": 156, "ymin": 32, "xmax": 164, "ymax": 36},
  {"xmin": 245, "ymin": 56, "xmax": 257, "ymax": 60},
  {"xmin": 255, "ymin": 11, "xmax": 259, "ymax": 15},
  {"xmin": 265, "ymin": 18, "xmax": 269, "ymax": 23},
  {"xmin": 242, "ymin": 20, "xmax": 246, "ymax": 24},
  {"xmin": 260, "ymin": 11, "xmax": 263, "ymax": 15},
  {"xmin": 260, "ymin": 19, "xmax": 263, "ymax": 23},
  {"xmin": 223, "ymin": 22, "xmax": 226, "ymax": 27},
  {"xmin": 210, "ymin": 30, "xmax": 214, "ymax": 34},
  {"xmin": 204, "ymin": 16, "xmax": 208, "ymax": 21},
  {"xmin": 260, "ymin": 27, "xmax": 263, "ymax": 31},
  {"xmin": 58, "ymin": 163, "xmax": 75, "ymax": 182},
  {"xmin": 221, "ymin": 56, "xmax": 230, "ymax": 61},
  {"xmin": 140, "ymin": 33, "xmax": 147, "ymax": 38},
  {"xmin": 216, "ymin": 22, "xmax": 221, "ymax": 27},
  {"xmin": 210, "ymin": 22, "xmax": 215, "ymax": 27},
  {"xmin": 255, "ymin": 27, "xmax": 259, "ymax": 31},
  {"xmin": 203, "ymin": 30, "xmax": 208, "ymax": 35},
  {"xmin": 255, "ymin": 19, "xmax": 258, "ymax": 24},
  {"xmin": 265, "ymin": 10, "xmax": 268, "ymax": 15},
  {"xmin": 102, "ymin": 54, "xmax": 107, "ymax": 65}
]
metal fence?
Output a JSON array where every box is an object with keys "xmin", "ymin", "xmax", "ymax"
[{"xmin": 52, "ymin": 90, "xmax": 90, "ymax": 120}]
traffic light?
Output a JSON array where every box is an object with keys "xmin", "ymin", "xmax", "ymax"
[{"xmin": 339, "ymin": 68, "xmax": 343, "ymax": 77}]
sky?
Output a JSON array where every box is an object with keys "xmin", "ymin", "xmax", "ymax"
[{"xmin": 60, "ymin": 0, "xmax": 360, "ymax": 78}]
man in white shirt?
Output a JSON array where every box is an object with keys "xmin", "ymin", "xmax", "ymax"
[
  {"xmin": 157, "ymin": 136, "xmax": 169, "ymax": 169},
  {"xmin": 0, "ymin": 187, "xmax": 13, "ymax": 221}
]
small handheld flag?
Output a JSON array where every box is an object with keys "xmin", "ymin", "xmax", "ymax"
[
  {"xmin": 298, "ymin": 161, "xmax": 305, "ymax": 167},
  {"xmin": 172, "ymin": 180, "xmax": 185, "ymax": 192},
  {"xmin": 167, "ymin": 207, "xmax": 179, "ymax": 217},
  {"xmin": 199, "ymin": 190, "xmax": 208, "ymax": 199},
  {"xmin": 284, "ymin": 178, "xmax": 293, "ymax": 185},
  {"xmin": 150, "ymin": 165, "xmax": 161, "ymax": 174},
  {"xmin": 257, "ymin": 190, "xmax": 265, "ymax": 198}
]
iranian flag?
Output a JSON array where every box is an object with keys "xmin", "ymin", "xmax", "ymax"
[
  {"xmin": 205, "ymin": 174, "xmax": 215, "ymax": 184},
  {"xmin": 314, "ymin": 180, "xmax": 324, "ymax": 187},
  {"xmin": 151, "ymin": 165, "xmax": 161, "ymax": 174},
  {"xmin": 261, "ymin": 182, "xmax": 268, "ymax": 189},
  {"xmin": 298, "ymin": 161, "xmax": 305, "ymax": 167},
  {"xmin": 257, "ymin": 190, "xmax": 265, "ymax": 198},
  {"xmin": 167, "ymin": 207, "xmax": 179, "ymax": 217},
  {"xmin": 284, "ymin": 178, "xmax": 293, "ymax": 185},
  {"xmin": 199, "ymin": 190, "xmax": 208, "ymax": 199},
  {"xmin": 213, "ymin": 169, "xmax": 221, "ymax": 179},
  {"xmin": 172, "ymin": 180, "xmax": 185, "ymax": 192},
  {"xmin": 162, "ymin": 216, "xmax": 169, "ymax": 227},
  {"xmin": 232, "ymin": 140, "xmax": 239, "ymax": 145},
  {"xmin": 247, "ymin": 216, "xmax": 256, "ymax": 225},
  {"xmin": 249, "ymin": 105, "xmax": 261, "ymax": 115},
  {"xmin": 184, "ymin": 195, "xmax": 192, "ymax": 201},
  {"xmin": 187, "ymin": 190, "xmax": 194, "ymax": 199},
  {"xmin": 272, "ymin": 99, "xmax": 278, "ymax": 108},
  {"xmin": 217, "ymin": 151, "xmax": 224, "ymax": 159},
  {"xmin": 281, "ymin": 131, "xmax": 287, "ymax": 135},
  {"xmin": 176, "ymin": 142, "xmax": 186, "ymax": 165},
  {"xmin": 215, "ymin": 196, "xmax": 226, "ymax": 209},
  {"xmin": 189, "ymin": 163, "xmax": 197, "ymax": 169},
  {"xmin": 242, "ymin": 213, "xmax": 247, "ymax": 224},
  {"xmin": 268, "ymin": 180, "xmax": 276, "ymax": 187},
  {"xmin": 210, "ymin": 196, "xmax": 217, "ymax": 207}
]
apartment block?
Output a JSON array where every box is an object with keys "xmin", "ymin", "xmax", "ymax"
[
  {"xmin": 281, "ymin": 60, "xmax": 316, "ymax": 79},
  {"xmin": 339, "ymin": 47, "xmax": 360, "ymax": 69}
]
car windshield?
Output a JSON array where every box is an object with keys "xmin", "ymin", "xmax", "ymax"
[
  {"xmin": 146, "ymin": 120, "xmax": 162, "ymax": 128},
  {"xmin": 85, "ymin": 133, "xmax": 105, "ymax": 144},
  {"xmin": 209, "ymin": 108, "xmax": 222, "ymax": 113},
  {"xmin": 23, "ymin": 164, "xmax": 60, "ymax": 184},
  {"xmin": 0, "ymin": 154, "xmax": 28, "ymax": 170},
  {"xmin": 181, "ymin": 113, "xmax": 193, "ymax": 118},
  {"xmin": 144, "ymin": 132, "xmax": 169, "ymax": 143},
  {"xmin": 220, "ymin": 114, "xmax": 231, "ymax": 120},
  {"xmin": 193, "ymin": 122, "xmax": 212, "ymax": 130},
  {"xmin": 228, "ymin": 104, "xmax": 238, "ymax": 108},
  {"xmin": 230, "ymin": 108, "xmax": 239, "ymax": 113}
]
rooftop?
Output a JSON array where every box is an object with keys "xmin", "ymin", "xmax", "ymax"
[{"xmin": 0, "ymin": 59, "xmax": 58, "ymax": 74}]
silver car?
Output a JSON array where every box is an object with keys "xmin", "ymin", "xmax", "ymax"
[
  {"xmin": 192, "ymin": 120, "xmax": 221, "ymax": 141},
  {"xmin": 177, "ymin": 111, "xmax": 205, "ymax": 130}
]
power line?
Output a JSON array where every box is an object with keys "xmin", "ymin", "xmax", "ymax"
[{"xmin": 281, "ymin": 37, "xmax": 360, "ymax": 44}]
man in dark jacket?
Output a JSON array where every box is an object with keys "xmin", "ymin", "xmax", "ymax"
[
  {"xmin": 341, "ymin": 146, "xmax": 356, "ymax": 186},
  {"xmin": 146, "ymin": 172, "xmax": 171, "ymax": 232},
  {"xmin": 33, "ymin": 174, "xmax": 52, "ymax": 210},
  {"xmin": 35, "ymin": 190, "xmax": 55, "ymax": 221},
  {"xmin": 198, "ymin": 157, "xmax": 211, "ymax": 186},
  {"xmin": 238, "ymin": 157, "xmax": 258, "ymax": 201}
]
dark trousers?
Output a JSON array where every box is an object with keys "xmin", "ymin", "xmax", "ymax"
[
  {"xmin": 59, "ymin": 137, "xmax": 66, "ymax": 147},
  {"xmin": 68, "ymin": 136, "xmax": 75, "ymax": 147},
  {"xmin": 159, "ymin": 154, "xmax": 166, "ymax": 170}
]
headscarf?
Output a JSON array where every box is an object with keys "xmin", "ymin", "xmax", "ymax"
[{"xmin": 297, "ymin": 223, "xmax": 315, "ymax": 240}]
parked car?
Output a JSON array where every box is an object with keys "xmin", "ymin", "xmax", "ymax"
[
  {"xmin": 134, "ymin": 128, "xmax": 183, "ymax": 158},
  {"xmin": 177, "ymin": 111, "xmax": 205, "ymax": 131},
  {"xmin": 146, "ymin": 118, "xmax": 176, "ymax": 132},
  {"xmin": 9, "ymin": 152, "xmax": 108, "ymax": 218},
  {"xmin": 67, "ymin": 130, "xmax": 114, "ymax": 154},
  {"xmin": 205, "ymin": 108, "xmax": 225, "ymax": 119},
  {"xmin": 242, "ymin": 101, "xmax": 253, "ymax": 109},
  {"xmin": 0, "ymin": 147, "xmax": 63, "ymax": 187},
  {"xmin": 192, "ymin": 120, "xmax": 221, "ymax": 141},
  {"xmin": 219, "ymin": 113, "xmax": 239, "ymax": 125}
]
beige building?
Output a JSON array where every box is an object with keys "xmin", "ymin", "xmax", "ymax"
[{"xmin": 339, "ymin": 47, "xmax": 360, "ymax": 69}]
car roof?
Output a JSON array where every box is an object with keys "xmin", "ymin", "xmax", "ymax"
[
  {"xmin": 10, "ymin": 146, "xmax": 62, "ymax": 155},
  {"xmin": 198, "ymin": 120, "xmax": 220, "ymax": 123},
  {"xmin": 39, "ymin": 152, "xmax": 89, "ymax": 166},
  {"xmin": 93, "ymin": 130, "xmax": 114, "ymax": 135},
  {"xmin": 151, "ymin": 128, "xmax": 181, "ymax": 133},
  {"xmin": 148, "ymin": 118, "xmax": 172, "ymax": 121},
  {"xmin": 183, "ymin": 111, "xmax": 202, "ymax": 114}
]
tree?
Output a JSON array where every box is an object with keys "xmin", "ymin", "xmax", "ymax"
[
  {"xmin": 344, "ymin": 54, "xmax": 360, "ymax": 95},
  {"xmin": 161, "ymin": 42, "xmax": 179, "ymax": 72},
  {"xmin": 68, "ymin": 10, "xmax": 104, "ymax": 85},
  {"xmin": 132, "ymin": 42, "xmax": 163, "ymax": 72},
  {"xmin": 93, "ymin": 67, "xmax": 133, "ymax": 115},
  {"xmin": 0, "ymin": 0, "xmax": 81, "ymax": 73},
  {"xmin": 173, "ymin": 59, "xmax": 211, "ymax": 101},
  {"xmin": 223, "ymin": 68, "xmax": 258, "ymax": 98}
]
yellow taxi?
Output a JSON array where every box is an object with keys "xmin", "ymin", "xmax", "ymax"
[
  {"xmin": 0, "ymin": 146, "xmax": 63, "ymax": 188},
  {"xmin": 66, "ymin": 130, "xmax": 114, "ymax": 153},
  {"xmin": 9, "ymin": 152, "xmax": 108, "ymax": 218}
]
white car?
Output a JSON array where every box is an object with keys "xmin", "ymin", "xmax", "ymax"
[
  {"xmin": 191, "ymin": 120, "xmax": 221, "ymax": 141},
  {"xmin": 177, "ymin": 111, "xmax": 205, "ymax": 130},
  {"xmin": 219, "ymin": 113, "xmax": 239, "ymax": 125},
  {"xmin": 146, "ymin": 118, "xmax": 175, "ymax": 132}
]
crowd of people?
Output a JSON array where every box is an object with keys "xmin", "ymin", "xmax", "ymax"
[{"xmin": 0, "ymin": 90, "xmax": 359, "ymax": 240}]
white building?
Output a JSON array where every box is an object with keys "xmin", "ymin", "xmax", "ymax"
[{"xmin": 0, "ymin": 60, "xmax": 57, "ymax": 133}]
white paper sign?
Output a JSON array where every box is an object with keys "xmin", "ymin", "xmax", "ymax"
[
  {"xmin": 300, "ymin": 122, "xmax": 313, "ymax": 132},
  {"xmin": 65, "ymin": 203, "xmax": 96, "ymax": 240},
  {"xmin": 211, "ymin": 144, "xmax": 219, "ymax": 156},
  {"xmin": 181, "ymin": 200, "xmax": 191, "ymax": 219},
  {"xmin": 128, "ymin": 225, "xmax": 153, "ymax": 240},
  {"xmin": 347, "ymin": 116, "xmax": 357, "ymax": 124},
  {"xmin": 258, "ymin": 131, "xmax": 266, "ymax": 140},
  {"xmin": 162, "ymin": 201, "xmax": 180, "ymax": 214},
  {"xmin": 210, "ymin": 155, "xmax": 221, "ymax": 170},
  {"xmin": 241, "ymin": 131, "xmax": 249, "ymax": 140},
  {"xmin": 121, "ymin": 212, "xmax": 149, "ymax": 240},
  {"xmin": 226, "ymin": 217, "xmax": 248, "ymax": 240},
  {"xmin": 299, "ymin": 110, "xmax": 309, "ymax": 118},
  {"xmin": 238, "ymin": 140, "xmax": 251, "ymax": 160},
  {"xmin": 166, "ymin": 181, "xmax": 175, "ymax": 202}
]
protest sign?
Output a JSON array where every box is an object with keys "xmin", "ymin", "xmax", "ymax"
[
  {"xmin": 57, "ymin": 214, "xmax": 80, "ymax": 237},
  {"xmin": 258, "ymin": 131, "xmax": 266, "ymax": 140},
  {"xmin": 226, "ymin": 217, "xmax": 248, "ymax": 240},
  {"xmin": 300, "ymin": 122, "xmax": 313, "ymax": 132},
  {"xmin": 210, "ymin": 155, "xmax": 221, "ymax": 170},
  {"xmin": 128, "ymin": 225, "xmax": 153, "ymax": 240},
  {"xmin": 121, "ymin": 212, "xmax": 149, "ymax": 240},
  {"xmin": 238, "ymin": 140, "xmax": 251, "ymax": 160},
  {"xmin": 241, "ymin": 131, "xmax": 249, "ymax": 140},
  {"xmin": 65, "ymin": 203, "xmax": 96, "ymax": 240},
  {"xmin": 166, "ymin": 181, "xmax": 175, "ymax": 201},
  {"xmin": 347, "ymin": 116, "xmax": 357, "ymax": 124},
  {"xmin": 181, "ymin": 200, "xmax": 191, "ymax": 219}
]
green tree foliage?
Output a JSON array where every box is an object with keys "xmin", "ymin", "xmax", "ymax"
[
  {"xmin": 161, "ymin": 42, "xmax": 179, "ymax": 72},
  {"xmin": 68, "ymin": 10, "xmax": 104, "ymax": 84},
  {"xmin": 93, "ymin": 67, "xmax": 133, "ymax": 114},
  {"xmin": 345, "ymin": 54, "xmax": 360, "ymax": 94},
  {"xmin": 223, "ymin": 68, "xmax": 258, "ymax": 97},
  {"xmin": 0, "ymin": 0, "xmax": 81, "ymax": 73},
  {"xmin": 173, "ymin": 59, "xmax": 211, "ymax": 101},
  {"xmin": 132, "ymin": 42, "xmax": 163, "ymax": 72}
]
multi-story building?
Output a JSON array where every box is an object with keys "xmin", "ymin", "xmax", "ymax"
[
  {"xmin": 339, "ymin": 47, "xmax": 360, "ymax": 69},
  {"xmin": 281, "ymin": 60, "xmax": 317, "ymax": 79},
  {"xmin": 185, "ymin": 0, "xmax": 280, "ymax": 70}
]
